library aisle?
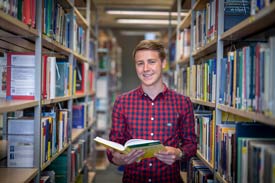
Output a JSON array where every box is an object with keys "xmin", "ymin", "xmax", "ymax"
[{"xmin": 1, "ymin": 0, "xmax": 275, "ymax": 183}]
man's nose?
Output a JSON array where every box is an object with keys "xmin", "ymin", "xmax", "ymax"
[{"xmin": 144, "ymin": 63, "xmax": 149, "ymax": 71}]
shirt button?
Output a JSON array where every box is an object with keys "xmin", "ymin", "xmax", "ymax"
[
  {"xmin": 149, "ymin": 163, "xmax": 152, "ymax": 167},
  {"xmin": 151, "ymin": 117, "xmax": 154, "ymax": 120},
  {"xmin": 151, "ymin": 102, "xmax": 154, "ymax": 106},
  {"xmin": 144, "ymin": 94, "xmax": 147, "ymax": 96},
  {"xmin": 148, "ymin": 178, "xmax": 152, "ymax": 182},
  {"xmin": 150, "ymin": 132, "xmax": 154, "ymax": 136}
]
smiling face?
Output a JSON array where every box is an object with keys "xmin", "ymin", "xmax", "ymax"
[{"xmin": 134, "ymin": 50, "xmax": 166, "ymax": 88}]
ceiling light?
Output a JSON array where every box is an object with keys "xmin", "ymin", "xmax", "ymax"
[
  {"xmin": 117, "ymin": 19, "xmax": 177, "ymax": 25},
  {"xmin": 120, "ymin": 31, "xmax": 160, "ymax": 36},
  {"xmin": 106, "ymin": 10, "xmax": 187, "ymax": 17}
]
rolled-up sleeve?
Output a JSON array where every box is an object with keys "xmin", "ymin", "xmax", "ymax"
[
  {"xmin": 179, "ymin": 97, "xmax": 197, "ymax": 160},
  {"xmin": 107, "ymin": 96, "xmax": 128, "ymax": 164}
]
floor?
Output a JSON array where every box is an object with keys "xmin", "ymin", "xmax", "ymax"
[{"xmin": 94, "ymin": 164, "xmax": 123, "ymax": 183}]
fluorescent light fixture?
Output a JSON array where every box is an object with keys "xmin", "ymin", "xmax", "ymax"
[
  {"xmin": 120, "ymin": 31, "xmax": 160, "ymax": 36},
  {"xmin": 145, "ymin": 32, "xmax": 157, "ymax": 40},
  {"xmin": 106, "ymin": 10, "xmax": 187, "ymax": 17},
  {"xmin": 117, "ymin": 19, "xmax": 177, "ymax": 25}
]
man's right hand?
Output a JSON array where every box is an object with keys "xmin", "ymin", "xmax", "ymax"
[{"xmin": 110, "ymin": 149, "xmax": 145, "ymax": 165}]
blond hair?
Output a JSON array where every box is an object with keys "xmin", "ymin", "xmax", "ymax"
[{"xmin": 132, "ymin": 40, "xmax": 166, "ymax": 61}]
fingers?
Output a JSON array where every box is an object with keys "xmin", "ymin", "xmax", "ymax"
[
  {"xmin": 112, "ymin": 149, "xmax": 144, "ymax": 165},
  {"xmin": 154, "ymin": 146, "xmax": 179, "ymax": 165},
  {"xmin": 125, "ymin": 150, "xmax": 144, "ymax": 164},
  {"xmin": 154, "ymin": 151, "xmax": 177, "ymax": 165}
]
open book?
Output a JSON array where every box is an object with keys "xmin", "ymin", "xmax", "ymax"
[{"xmin": 94, "ymin": 136, "xmax": 165, "ymax": 160}]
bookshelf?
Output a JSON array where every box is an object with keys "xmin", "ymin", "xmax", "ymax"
[
  {"xmin": 173, "ymin": 0, "xmax": 275, "ymax": 182},
  {"xmin": 93, "ymin": 30, "xmax": 122, "ymax": 170},
  {"xmin": 0, "ymin": 168, "xmax": 38, "ymax": 183},
  {"xmin": 0, "ymin": 0, "xmax": 98, "ymax": 182}
]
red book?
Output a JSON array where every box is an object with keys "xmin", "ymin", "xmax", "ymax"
[
  {"xmin": 31, "ymin": 0, "xmax": 36, "ymax": 28},
  {"xmin": 23, "ymin": 0, "xmax": 32, "ymax": 26},
  {"xmin": 42, "ymin": 55, "xmax": 47, "ymax": 99}
]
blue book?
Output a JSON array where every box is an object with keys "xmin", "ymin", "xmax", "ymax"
[
  {"xmin": 236, "ymin": 122, "xmax": 275, "ymax": 183},
  {"xmin": 224, "ymin": 0, "xmax": 250, "ymax": 31},
  {"xmin": 42, "ymin": 110, "xmax": 57, "ymax": 155},
  {"xmin": 56, "ymin": 61, "xmax": 69, "ymax": 97},
  {"xmin": 72, "ymin": 104, "xmax": 86, "ymax": 129},
  {"xmin": 219, "ymin": 58, "xmax": 227, "ymax": 104}
]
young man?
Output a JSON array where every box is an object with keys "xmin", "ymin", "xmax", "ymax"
[{"xmin": 107, "ymin": 40, "xmax": 197, "ymax": 183}]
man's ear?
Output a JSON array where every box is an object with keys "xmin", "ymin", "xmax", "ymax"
[{"xmin": 162, "ymin": 59, "xmax": 167, "ymax": 69}]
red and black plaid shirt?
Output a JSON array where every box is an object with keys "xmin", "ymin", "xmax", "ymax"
[{"xmin": 107, "ymin": 84, "xmax": 197, "ymax": 183}]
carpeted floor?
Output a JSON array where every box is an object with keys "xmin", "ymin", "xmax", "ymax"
[{"xmin": 94, "ymin": 164, "xmax": 123, "ymax": 183}]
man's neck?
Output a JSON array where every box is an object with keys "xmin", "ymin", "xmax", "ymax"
[{"xmin": 142, "ymin": 82, "xmax": 164, "ymax": 100}]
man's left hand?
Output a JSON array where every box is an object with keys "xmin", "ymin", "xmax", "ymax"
[{"xmin": 154, "ymin": 146, "xmax": 183, "ymax": 165}]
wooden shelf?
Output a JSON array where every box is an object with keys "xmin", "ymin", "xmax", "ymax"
[
  {"xmin": 221, "ymin": 1, "xmax": 275, "ymax": 41},
  {"xmin": 0, "ymin": 11, "xmax": 38, "ymax": 38},
  {"xmin": 215, "ymin": 172, "xmax": 228, "ymax": 183},
  {"xmin": 74, "ymin": 7, "xmax": 89, "ymax": 29},
  {"xmin": 191, "ymin": 98, "xmax": 216, "ymax": 108},
  {"xmin": 177, "ymin": 56, "xmax": 190, "ymax": 66},
  {"xmin": 217, "ymin": 104, "xmax": 275, "ymax": 126},
  {"xmin": 192, "ymin": 37, "xmax": 217, "ymax": 59},
  {"xmin": 0, "ymin": 100, "xmax": 38, "ymax": 113},
  {"xmin": 179, "ymin": 10, "xmax": 191, "ymax": 30},
  {"xmin": 0, "ymin": 29, "xmax": 49, "ymax": 53},
  {"xmin": 71, "ymin": 128, "xmax": 86, "ymax": 143},
  {"xmin": 42, "ymin": 35, "xmax": 71, "ymax": 56},
  {"xmin": 72, "ymin": 93, "xmax": 86, "ymax": 99},
  {"xmin": 0, "ymin": 29, "xmax": 35, "ymax": 52},
  {"xmin": 0, "ymin": 168, "xmax": 38, "ymax": 183},
  {"xmin": 87, "ymin": 120, "xmax": 95, "ymax": 129},
  {"xmin": 192, "ymin": 0, "xmax": 208, "ymax": 11},
  {"xmin": 73, "ymin": 52, "xmax": 89, "ymax": 63},
  {"xmin": 196, "ymin": 151, "xmax": 214, "ymax": 171},
  {"xmin": 42, "ymin": 96, "xmax": 71, "ymax": 105}
]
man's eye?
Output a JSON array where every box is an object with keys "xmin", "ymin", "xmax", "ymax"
[
  {"xmin": 137, "ymin": 62, "xmax": 143, "ymax": 66},
  {"xmin": 149, "ymin": 60, "xmax": 156, "ymax": 64}
]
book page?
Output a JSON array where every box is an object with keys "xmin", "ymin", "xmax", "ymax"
[
  {"xmin": 125, "ymin": 139, "xmax": 160, "ymax": 147},
  {"xmin": 94, "ymin": 137, "xmax": 125, "ymax": 152}
]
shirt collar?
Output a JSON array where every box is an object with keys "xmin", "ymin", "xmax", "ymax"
[{"xmin": 137, "ymin": 83, "xmax": 169, "ymax": 98}]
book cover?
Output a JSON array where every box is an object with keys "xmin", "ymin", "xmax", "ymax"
[
  {"xmin": 7, "ymin": 117, "xmax": 35, "ymax": 167},
  {"xmin": 74, "ymin": 61, "xmax": 85, "ymax": 94},
  {"xmin": 42, "ymin": 110, "xmax": 57, "ymax": 155},
  {"xmin": 56, "ymin": 61, "xmax": 69, "ymax": 97},
  {"xmin": 236, "ymin": 122, "xmax": 275, "ymax": 183},
  {"xmin": 94, "ymin": 136, "xmax": 165, "ymax": 160},
  {"xmin": 7, "ymin": 135, "xmax": 34, "ymax": 167},
  {"xmin": 6, "ymin": 53, "xmax": 35, "ymax": 100},
  {"xmin": 47, "ymin": 56, "xmax": 56, "ymax": 99},
  {"xmin": 72, "ymin": 104, "xmax": 86, "ymax": 129},
  {"xmin": 42, "ymin": 55, "xmax": 49, "ymax": 99}
]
